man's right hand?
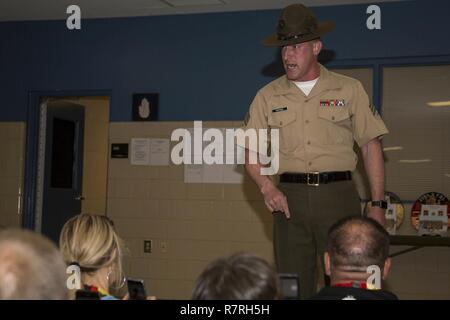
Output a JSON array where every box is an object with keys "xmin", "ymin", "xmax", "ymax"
[{"xmin": 261, "ymin": 182, "xmax": 291, "ymax": 219}]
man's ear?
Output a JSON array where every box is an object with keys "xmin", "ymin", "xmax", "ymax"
[
  {"xmin": 324, "ymin": 252, "xmax": 331, "ymax": 276},
  {"xmin": 382, "ymin": 258, "xmax": 391, "ymax": 280},
  {"xmin": 312, "ymin": 40, "xmax": 323, "ymax": 56}
]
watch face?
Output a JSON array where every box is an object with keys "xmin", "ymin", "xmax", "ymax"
[
  {"xmin": 375, "ymin": 201, "xmax": 388, "ymax": 209},
  {"xmin": 410, "ymin": 192, "xmax": 450, "ymax": 231}
]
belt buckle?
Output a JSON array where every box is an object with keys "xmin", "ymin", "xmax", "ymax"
[{"xmin": 307, "ymin": 172, "xmax": 320, "ymax": 186}]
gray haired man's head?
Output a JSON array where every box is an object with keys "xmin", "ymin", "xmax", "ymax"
[
  {"xmin": 324, "ymin": 216, "xmax": 391, "ymax": 284},
  {"xmin": 0, "ymin": 229, "xmax": 68, "ymax": 299}
]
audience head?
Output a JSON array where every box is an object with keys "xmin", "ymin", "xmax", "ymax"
[
  {"xmin": 59, "ymin": 214, "xmax": 124, "ymax": 293},
  {"xmin": 325, "ymin": 215, "xmax": 391, "ymax": 284},
  {"xmin": 0, "ymin": 228, "xmax": 67, "ymax": 299},
  {"xmin": 192, "ymin": 252, "xmax": 279, "ymax": 300}
]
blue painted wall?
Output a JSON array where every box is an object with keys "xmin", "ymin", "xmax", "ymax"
[{"xmin": 1, "ymin": 0, "xmax": 449, "ymax": 121}]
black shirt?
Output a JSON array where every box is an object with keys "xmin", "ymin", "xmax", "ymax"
[{"xmin": 310, "ymin": 286, "xmax": 399, "ymax": 300}]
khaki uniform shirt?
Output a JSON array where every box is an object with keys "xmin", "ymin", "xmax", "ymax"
[{"xmin": 243, "ymin": 64, "xmax": 389, "ymax": 174}]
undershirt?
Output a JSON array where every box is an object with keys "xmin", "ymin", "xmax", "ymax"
[{"xmin": 294, "ymin": 77, "xmax": 319, "ymax": 96}]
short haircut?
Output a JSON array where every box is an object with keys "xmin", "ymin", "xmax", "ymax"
[
  {"xmin": 192, "ymin": 252, "xmax": 279, "ymax": 300},
  {"xmin": 0, "ymin": 229, "xmax": 67, "ymax": 299},
  {"xmin": 327, "ymin": 216, "xmax": 390, "ymax": 272}
]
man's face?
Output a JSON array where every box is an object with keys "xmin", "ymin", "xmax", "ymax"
[{"xmin": 281, "ymin": 40, "xmax": 321, "ymax": 81}]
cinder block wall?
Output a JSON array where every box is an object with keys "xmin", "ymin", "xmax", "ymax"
[
  {"xmin": 0, "ymin": 122, "xmax": 25, "ymax": 228},
  {"xmin": 107, "ymin": 121, "xmax": 273, "ymax": 299}
]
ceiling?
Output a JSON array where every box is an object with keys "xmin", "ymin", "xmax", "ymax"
[{"xmin": 0, "ymin": 0, "xmax": 406, "ymax": 22}]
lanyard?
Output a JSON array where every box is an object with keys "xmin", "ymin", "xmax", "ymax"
[{"xmin": 334, "ymin": 282, "xmax": 368, "ymax": 289}]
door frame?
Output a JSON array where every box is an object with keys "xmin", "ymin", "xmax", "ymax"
[{"xmin": 23, "ymin": 90, "xmax": 111, "ymax": 231}]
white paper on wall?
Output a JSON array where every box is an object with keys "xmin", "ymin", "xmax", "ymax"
[
  {"xmin": 222, "ymin": 164, "xmax": 245, "ymax": 184},
  {"xmin": 184, "ymin": 164, "xmax": 203, "ymax": 183},
  {"xmin": 183, "ymin": 127, "xmax": 245, "ymax": 184},
  {"xmin": 149, "ymin": 138, "xmax": 170, "ymax": 166},
  {"xmin": 130, "ymin": 138, "xmax": 150, "ymax": 165},
  {"xmin": 202, "ymin": 164, "xmax": 224, "ymax": 183}
]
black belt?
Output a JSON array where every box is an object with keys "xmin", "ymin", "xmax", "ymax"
[{"xmin": 280, "ymin": 171, "xmax": 352, "ymax": 186}]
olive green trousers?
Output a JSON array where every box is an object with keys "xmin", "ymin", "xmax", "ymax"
[{"xmin": 274, "ymin": 180, "xmax": 361, "ymax": 299}]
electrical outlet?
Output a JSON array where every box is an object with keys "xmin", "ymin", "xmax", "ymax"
[
  {"xmin": 144, "ymin": 240, "xmax": 152, "ymax": 253},
  {"xmin": 160, "ymin": 241, "xmax": 167, "ymax": 253}
]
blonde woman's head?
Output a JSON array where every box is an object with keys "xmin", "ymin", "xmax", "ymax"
[{"xmin": 59, "ymin": 214, "xmax": 124, "ymax": 289}]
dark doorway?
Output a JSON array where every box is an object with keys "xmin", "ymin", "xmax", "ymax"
[{"xmin": 41, "ymin": 101, "xmax": 85, "ymax": 243}]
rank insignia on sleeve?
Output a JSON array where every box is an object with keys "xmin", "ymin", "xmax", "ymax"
[
  {"xmin": 320, "ymin": 99, "xmax": 345, "ymax": 107},
  {"xmin": 369, "ymin": 104, "xmax": 380, "ymax": 116}
]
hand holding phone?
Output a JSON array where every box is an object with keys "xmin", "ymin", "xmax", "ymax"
[
  {"xmin": 127, "ymin": 278, "xmax": 147, "ymax": 300},
  {"xmin": 278, "ymin": 273, "xmax": 300, "ymax": 300}
]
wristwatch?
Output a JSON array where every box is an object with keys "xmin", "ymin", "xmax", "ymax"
[{"xmin": 370, "ymin": 200, "xmax": 388, "ymax": 209}]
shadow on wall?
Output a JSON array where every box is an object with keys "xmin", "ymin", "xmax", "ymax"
[{"xmin": 261, "ymin": 48, "xmax": 337, "ymax": 78}]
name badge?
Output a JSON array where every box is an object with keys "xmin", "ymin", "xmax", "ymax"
[{"xmin": 272, "ymin": 107, "xmax": 288, "ymax": 113}]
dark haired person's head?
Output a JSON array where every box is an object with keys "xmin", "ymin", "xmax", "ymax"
[
  {"xmin": 192, "ymin": 252, "xmax": 280, "ymax": 300},
  {"xmin": 324, "ymin": 216, "xmax": 391, "ymax": 285}
]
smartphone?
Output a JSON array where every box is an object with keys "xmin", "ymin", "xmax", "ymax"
[
  {"xmin": 75, "ymin": 289, "xmax": 100, "ymax": 300},
  {"xmin": 127, "ymin": 278, "xmax": 147, "ymax": 300},
  {"xmin": 278, "ymin": 273, "xmax": 300, "ymax": 300}
]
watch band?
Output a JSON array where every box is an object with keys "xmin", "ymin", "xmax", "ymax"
[{"xmin": 370, "ymin": 200, "xmax": 388, "ymax": 209}]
